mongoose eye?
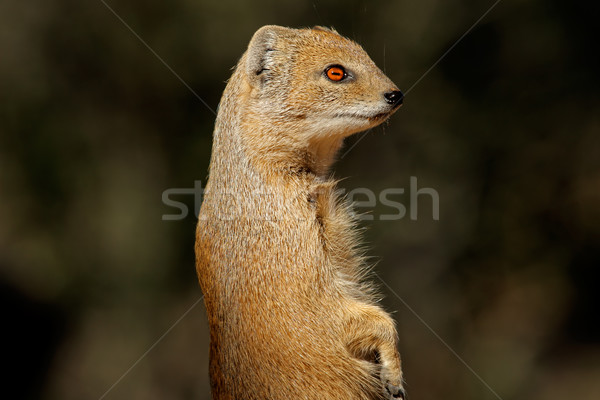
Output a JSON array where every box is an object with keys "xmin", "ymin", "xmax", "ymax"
[{"xmin": 325, "ymin": 65, "xmax": 347, "ymax": 82}]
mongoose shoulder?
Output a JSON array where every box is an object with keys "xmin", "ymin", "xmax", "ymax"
[{"xmin": 196, "ymin": 25, "xmax": 405, "ymax": 400}]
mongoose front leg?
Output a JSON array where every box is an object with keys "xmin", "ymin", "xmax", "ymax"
[{"xmin": 345, "ymin": 304, "xmax": 405, "ymax": 399}]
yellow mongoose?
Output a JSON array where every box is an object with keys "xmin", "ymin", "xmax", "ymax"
[{"xmin": 196, "ymin": 25, "xmax": 405, "ymax": 400}]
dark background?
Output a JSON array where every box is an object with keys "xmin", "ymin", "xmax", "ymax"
[{"xmin": 1, "ymin": 0, "xmax": 599, "ymax": 399}]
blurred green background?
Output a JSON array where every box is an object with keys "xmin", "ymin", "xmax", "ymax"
[{"xmin": 1, "ymin": 0, "xmax": 599, "ymax": 399}]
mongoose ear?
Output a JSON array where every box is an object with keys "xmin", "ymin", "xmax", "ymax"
[{"xmin": 246, "ymin": 25, "xmax": 289, "ymax": 87}]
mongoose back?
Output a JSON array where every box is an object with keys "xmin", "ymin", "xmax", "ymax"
[{"xmin": 196, "ymin": 25, "xmax": 405, "ymax": 400}]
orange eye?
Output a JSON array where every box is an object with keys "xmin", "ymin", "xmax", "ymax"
[{"xmin": 325, "ymin": 65, "xmax": 346, "ymax": 82}]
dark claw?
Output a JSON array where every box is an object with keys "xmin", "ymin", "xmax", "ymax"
[{"xmin": 386, "ymin": 383, "xmax": 406, "ymax": 399}]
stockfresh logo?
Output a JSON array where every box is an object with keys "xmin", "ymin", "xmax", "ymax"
[{"xmin": 162, "ymin": 177, "xmax": 439, "ymax": 222}]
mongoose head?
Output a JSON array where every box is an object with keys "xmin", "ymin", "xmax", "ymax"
[{"xmin": 243, "ymin": 25, "xmax": 403, "ymax": 141}]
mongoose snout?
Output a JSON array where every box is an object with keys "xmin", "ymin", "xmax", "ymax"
[{"xmin": 384, "ymin": 90, "xmax": 404, "ymax": 106}]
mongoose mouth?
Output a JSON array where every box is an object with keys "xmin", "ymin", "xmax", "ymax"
[
  {"xmin": 367, "ymin": 111, "xmax": 394, "ymax": 122},
  {"xmin": 369, "ymin": 99, "xmax": 403, "ymax": 122},
  {"xmin": 367, "ymin": 107, "xmax": 403, "ymax": 122},
  {"xmin": 335, "ymin": 99, "xmax": 402, "ymax": 122},
  {"xmin": 333, "ymin": 109, "xmax": 398, "ymax": 122}
]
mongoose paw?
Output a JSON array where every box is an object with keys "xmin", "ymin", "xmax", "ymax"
[
  {"xmin": 385, "ymin": 382, "xmax": 405, "ymax": 399},
  {"xmin": 381, "ymin": 366, "xmax": 404, "ymax": 399}
]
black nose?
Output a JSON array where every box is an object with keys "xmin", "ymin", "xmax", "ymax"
[{"xmin": 384, "ymin": 90, "xmax": 404, "ymax": 106}]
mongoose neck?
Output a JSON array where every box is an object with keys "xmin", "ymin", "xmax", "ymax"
[{"xmin": 211, "ymin": 79, "xmax": 343, "ymax": 183}]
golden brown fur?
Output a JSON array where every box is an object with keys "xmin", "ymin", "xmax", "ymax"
[{"xmin": 196, "ymin": 25, "xmax": 404, "ymax": 399}]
